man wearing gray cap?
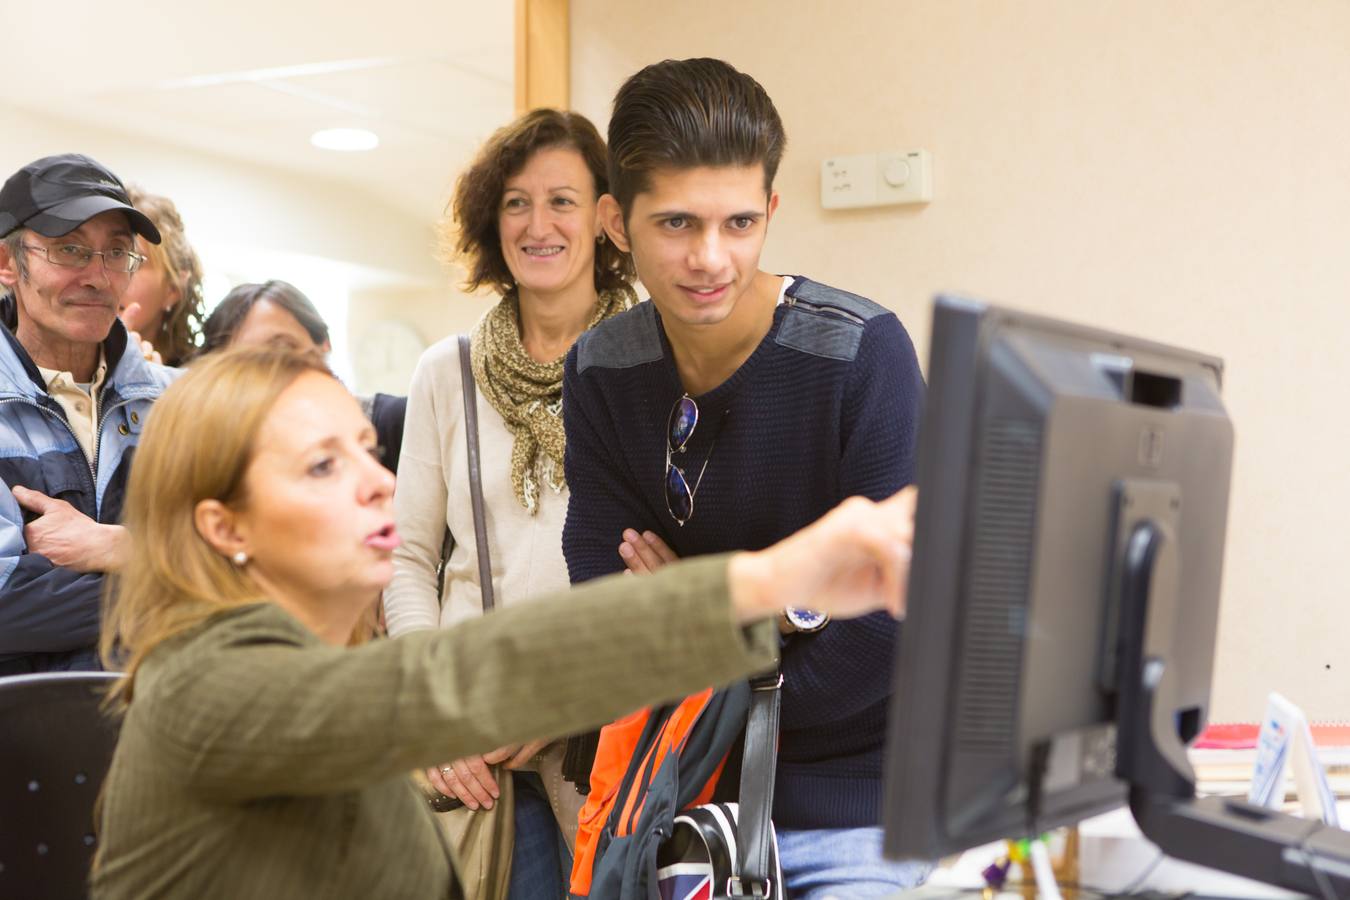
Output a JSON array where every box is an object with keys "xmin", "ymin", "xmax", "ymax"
[{"xmin": 0, "ymin": 153, "xmax": 176, "ymax": 674}]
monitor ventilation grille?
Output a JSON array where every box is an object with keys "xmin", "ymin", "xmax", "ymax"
[{"xmin": 956, "ymin": 419, "xmax": 1042, "ymax": 754}]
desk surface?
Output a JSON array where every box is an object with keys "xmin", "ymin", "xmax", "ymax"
[{"xmin": 901, "ymin": 802, "xmax": 1350, "ymax": 898}]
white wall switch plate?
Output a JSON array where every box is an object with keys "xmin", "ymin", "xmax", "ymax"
[
  {"xmin": 821, "ymin": 149, "xmax": 932, "ymax": 209},
  {"xmin": 877, "ymin": 149, "xmax": 932, "ymax": 205},
  {"xmin": 821, "ymin": 153, "xmax": 877, "ymax": 209}
]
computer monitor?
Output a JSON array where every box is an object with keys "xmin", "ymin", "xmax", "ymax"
[{"xmin": 884, "ymin": 295, "xmax": 1350, "ymax": 896}]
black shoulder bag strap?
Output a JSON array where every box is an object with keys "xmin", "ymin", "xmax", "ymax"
[
  {"xmin": 455, "ymin": 337, "xmax": 598, "ymax": 791},
  {"xmin": 731, "ymin": 667, "xmax": 782, "ymax": 898},
  {"xmin": 426, "ymin": 336, "xmax": 497, "ymax": 814},
  {"xmin": 456, "ymin": 334, "xmax": 495, "ymax": 612}
]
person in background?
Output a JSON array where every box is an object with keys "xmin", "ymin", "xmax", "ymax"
[
  {"xmin": 562, "ymin": 58, "xmax": 928, "ymax": 897},
  {"xmin": 116, "ymin": 186, "xmax": 205, "ymax": 366},
  {"xmin": 0, "ymin": 153, "xmax": 176, "ymax": 675},
  {"xmin": 200, "ymin": 279, "xmax": 406, "ymax": 475},
  {"xmin": 383, "ymin": 107, "xmax": 636, "ymax": 898},
  {"xmin": 90, "ymin": 345, "xmax": 918, "ymax": 900}
]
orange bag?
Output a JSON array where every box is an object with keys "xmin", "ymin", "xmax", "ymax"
[{"xmin": 569, "ymin": 688, "xmax": 730, "ymax": 896}]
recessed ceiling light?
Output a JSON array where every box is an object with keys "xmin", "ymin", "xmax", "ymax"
[{"xmin": 311, "ymin": 128, "xmax": 379, "ymax": 152}]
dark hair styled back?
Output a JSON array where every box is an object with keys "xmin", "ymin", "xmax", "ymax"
[
  {"xmin": 443, "ymin": 108, "xmax": 633, "ymax": 296},
  {"xmin": 200, "ymin": 280, "xmax": 329, "ymax": 355},
  {"xmin": 606, "ymin": 58, "xmax": 787, "ymax": 217}
]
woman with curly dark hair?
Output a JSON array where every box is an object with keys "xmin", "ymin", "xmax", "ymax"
[{"xmin": 383, "ymin": 108, "xmax": 635, "ymax": 899}]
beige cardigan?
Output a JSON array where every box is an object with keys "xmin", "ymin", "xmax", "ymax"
[
  {"xmin": 386, "ymin": 334, "xmax": 571, "ymax": 633},
  {"xmin": 383, "ymin": 332, "xmax": 585, "ymax": 844}
]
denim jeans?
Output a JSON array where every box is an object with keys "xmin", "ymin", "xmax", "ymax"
[
  {"xmin": 507, "ymin": 771, "xmax": 571, "ymax": 900},
  {"xmin": 777, "ymin": 826, "xmax": 931, "ymax": 899}
]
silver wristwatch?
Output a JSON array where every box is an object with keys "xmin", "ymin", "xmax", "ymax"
[{"xmin": 783, "ymin": 607, "xmax": 830, "ymax": 633}]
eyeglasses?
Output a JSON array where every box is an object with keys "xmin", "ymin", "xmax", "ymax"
[
  {"xmin": 22, "ymin": 243, "xmax": 146, "ymax": 275},
  {"xmin": 665, "ymin": 394, "xmax": 718, "ymax": 527}
]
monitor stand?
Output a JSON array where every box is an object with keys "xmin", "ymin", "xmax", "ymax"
[{"xmin": 1112, "ymin": 482, "xmax": 1350, "ymax": 897}]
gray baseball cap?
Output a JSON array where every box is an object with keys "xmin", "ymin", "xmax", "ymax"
[{"xmin": 0, "ymin": 153, "xmax": 161, "ymax": 243}]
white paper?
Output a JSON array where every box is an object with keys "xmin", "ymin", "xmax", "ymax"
[{"xmin": 1249, "ymin": 692, "xmax": 1339, "ymax": 827}]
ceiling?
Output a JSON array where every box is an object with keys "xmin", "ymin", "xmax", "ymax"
[{"xmin": 5, "ymin": 0, "xmax": 516, "ymax": 223}]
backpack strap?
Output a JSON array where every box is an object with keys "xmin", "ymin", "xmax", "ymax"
[
  {"xmin": 618, "ymin": 707, "xmax": 677, "ymax": 836},
  {"xmin": 731, "ymin": 668, "xmax": 782, "ymax": 898}
]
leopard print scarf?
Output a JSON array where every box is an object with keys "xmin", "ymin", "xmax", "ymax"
[{"xmin": 470, "ymin": 285, "xmax": 636, "ymax": 512}]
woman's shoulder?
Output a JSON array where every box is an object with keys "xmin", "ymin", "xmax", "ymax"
[
  {"xmin": 409, "ymin": 333, "xmax": 470, "ymax": 389},
  {"xmin": 426, "ymin": 332, "xmax": 468, "ymax": 360},
  {"xmin": 138, "ymin": 604, "xmax": 313, "ymax": 692},
  {"xmin": 415, "ymin": 333, "xmax": 466, "ymax": 371}
]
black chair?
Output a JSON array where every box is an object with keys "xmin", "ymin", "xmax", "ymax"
[{"xmin": 0, "ymin": 671, "xmax": 122, "ymax": 899}]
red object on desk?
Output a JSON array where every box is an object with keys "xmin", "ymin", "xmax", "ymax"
[{"xmin": 1195, "ymin": 722, "xmax": 1350, "ymax": 750}]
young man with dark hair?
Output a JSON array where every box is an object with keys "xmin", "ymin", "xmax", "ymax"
[{"xmin": 562, "ymin": 58, "xmax": 929, "ymax": 896}]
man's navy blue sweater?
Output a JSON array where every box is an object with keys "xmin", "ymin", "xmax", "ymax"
[{"xmin": 561, "ymin": 276, "xmax": 925, "ymax": 829}]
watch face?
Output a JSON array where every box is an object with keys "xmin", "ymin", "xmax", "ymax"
[{"xmin": 785, "ymin": 607, "xmax": 829, "ymax": 631}]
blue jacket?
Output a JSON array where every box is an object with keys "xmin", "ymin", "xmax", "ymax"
[{"xmin": 0, "ymin": 294, "xmax": 176, "ymax": 674}]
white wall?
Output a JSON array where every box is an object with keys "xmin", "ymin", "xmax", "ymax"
[
  {"xmin": 572, "ymin": 0, "xmax": 1350, "ymax": 721},
  {"xmin": 349, "ymin": 282, "xmax": 497, "ymax": 381}
]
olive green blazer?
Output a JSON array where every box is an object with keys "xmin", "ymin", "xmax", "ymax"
[{"xmin": 92, "ymin": 555, "xmax": 777, "ymax": 899}]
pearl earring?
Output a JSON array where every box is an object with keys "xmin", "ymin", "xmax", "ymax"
[{"xmin": 231, "ymin": 551, "xmax": 248, "ymax": 566}]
